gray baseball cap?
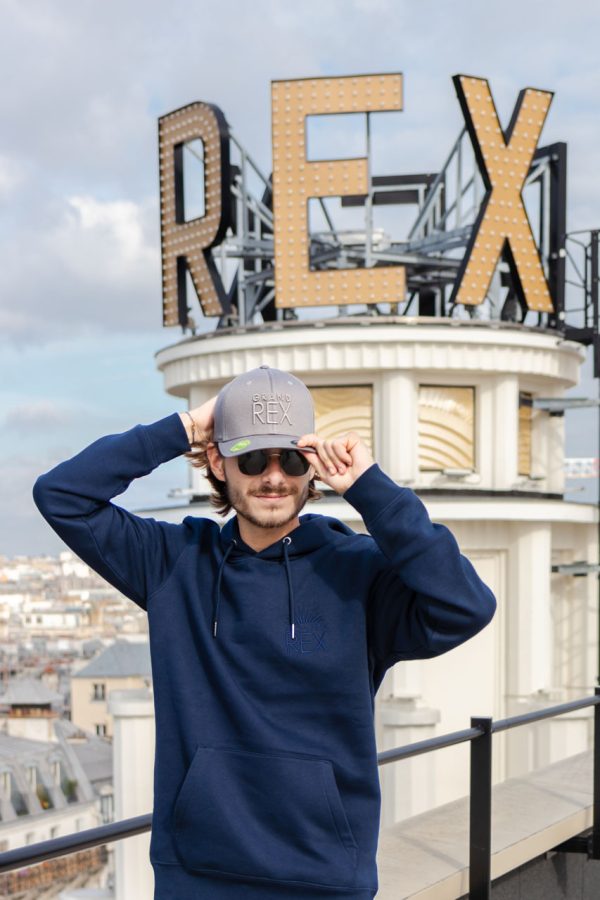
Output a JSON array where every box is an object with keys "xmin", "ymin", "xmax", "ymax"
[{"xmin": 213, "ymin": 365, "xmax": 316, "ymax": 457}]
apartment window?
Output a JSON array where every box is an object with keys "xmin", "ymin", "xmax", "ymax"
[
  {"xmin": 59, "ymin": 760, "xmax": 79, "ymax": 804},
  {"xmin": 92, "ymin": 683, "xmax": 106, "ymax": 701},
  {"xmin": 10, "ymin": 773, "xmax": 28, "ymax": 816},
  {"xmin": 100, "ymin": 788, "xmax": 114, "ymax": 824},
  {"xmin": 518, "ymin": 392, "xmax": 533, "ymax": 477},
  {"xmin": 95, "ymin": 723, "xmax": 107, "ymax": 737},
  {"xmin": 37, "ymin": 779, "xmax": 54, "ymax": 810},
  {"xmin": 418, "ymin": 386, "xmax": 475, "ymax": 471},
  {"xmin": 309, "ymin": 385, "xmax": 373, "ymax": 454}
]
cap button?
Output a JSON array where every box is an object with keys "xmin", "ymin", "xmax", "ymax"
[{"xmin": 260, "ymin": 364, "xmax": 269, "ymax": 369}]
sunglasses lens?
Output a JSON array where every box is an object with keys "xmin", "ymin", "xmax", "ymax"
[
  {"xmin": 236, "ymin": 449, "xmax": 310, "ymax": 476},
  {"xmin": 237, "ymin": 450, "xmax": 267, "ymax": 476},
  {"xmin": 280, "ymin": 449, "xmax": 310, "ymax": 476}
]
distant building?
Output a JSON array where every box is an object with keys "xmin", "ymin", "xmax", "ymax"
[
  {"xmin": 20, "ymin": 605, "xmax": 90, "ymax": 636},
  {"xmin": 70, "ymin": 642, "xmax": 152, "ymax": 738},
  {"xmin": 59, "ymin": 551, "xmax": 92, "ymax": 580},
  {"xmin": 0, "ymin": 677, "xmax": 63, "ymax": 742},
  {"xmin": 0, "ymin": 730, "xmax": 107, "ymax": 897},
  {"xmin": 56, "ymin": 719, "xmax": 113, "ymax": 824}
]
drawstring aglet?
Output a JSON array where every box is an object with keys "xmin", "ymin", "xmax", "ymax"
[
  {"xmin": 213, "ymin": 620, "xmax": 218, "ymax": 638},
  {"xmin": 291, "ymin": 623, "xmax": 295, "ymax": 640}
]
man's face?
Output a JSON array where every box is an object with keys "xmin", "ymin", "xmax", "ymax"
[{"xmin": 212, "ymin": 448, "xmax": 313, "ymax": 531}]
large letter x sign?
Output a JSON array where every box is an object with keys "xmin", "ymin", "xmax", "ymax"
[{"xmin": 451, "ymin": 75, "xmax": 554, "ymax": 314}]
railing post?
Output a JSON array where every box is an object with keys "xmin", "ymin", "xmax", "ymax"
[
  {"xmin": 469, "ymin": 717, "xmax": 493, "ymax": 899},
  {"xmin": 593, "ymin": 688, "xmax": 600, "ymax": 859}
]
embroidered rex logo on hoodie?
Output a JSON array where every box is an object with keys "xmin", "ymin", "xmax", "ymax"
[{"xmin": 284, "ymin": 606, "xmax": 327, "ymax": 655}]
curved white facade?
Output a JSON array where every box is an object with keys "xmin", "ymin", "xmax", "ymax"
[{"xmin": 148, "ymin": 317, "xmax": 597, "ymax": 825}]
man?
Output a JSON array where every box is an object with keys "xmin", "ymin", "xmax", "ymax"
[{"xmin": 33, "ymin": 364, "xmax": 496, "ymax": 900}]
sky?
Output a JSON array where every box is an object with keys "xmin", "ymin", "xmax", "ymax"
[{"xmin": 2, "ymin": 0, "xmax": 600, "ymax": 556}]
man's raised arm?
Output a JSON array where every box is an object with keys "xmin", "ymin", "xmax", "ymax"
[
  {"xmin": 32, "ymin": 398, "xmax": 216, "ymax": 610},
  {"xmin": 297, "ymin": 431, "xmax": 496, "ymax": 683}
]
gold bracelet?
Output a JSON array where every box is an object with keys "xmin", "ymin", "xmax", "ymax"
[{"xmin": 185, "ymin": 411, "xmax": 199, "ymax": 444}]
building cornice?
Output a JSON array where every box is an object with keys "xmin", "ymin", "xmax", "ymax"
[
  {"xmin": 136, "ymin": 494, "xmax": 598, "ymax": 526},
  {"xmin": 155, "ymin": 318, "xmax": 585, "ymax": 397}
]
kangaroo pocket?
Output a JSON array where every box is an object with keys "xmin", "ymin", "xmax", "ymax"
[{"xmin": 172, "ymin": 745, "xmax": 359, "ymax": 888}]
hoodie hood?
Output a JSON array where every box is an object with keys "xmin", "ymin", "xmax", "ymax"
[
  {"xmin": 219, "ymin": 512, "xmax": 355, "ymax": 558},
  {"xmin": 213, "ymin": 513, "xmax": 355, "ymax": 641}
]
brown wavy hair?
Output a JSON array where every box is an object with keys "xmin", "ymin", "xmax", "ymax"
[{"xmin": 184, "ymin": 441, "xmax": 323, "ymax": 517}]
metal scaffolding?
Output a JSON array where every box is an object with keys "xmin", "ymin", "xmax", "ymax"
[{"xmin": 180, "ymin": 121, "xmax": 577, "ymax": 335}]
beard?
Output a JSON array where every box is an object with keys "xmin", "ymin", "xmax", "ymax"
[{"xmin": 224, "ymin": 477, "xmax": 310, "ymax": 530}]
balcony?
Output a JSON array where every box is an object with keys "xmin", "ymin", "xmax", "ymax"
[{"xmin": 1, "ymin": 694, "xmax": 600, "ymax": 899}]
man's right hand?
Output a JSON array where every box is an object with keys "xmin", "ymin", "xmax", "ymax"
[{"xmin": 179, "ymin": 396, "xmax": 218, "ymax": 445}]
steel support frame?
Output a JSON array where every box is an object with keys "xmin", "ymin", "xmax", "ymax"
[{"xmin": 177, "ymin": 118, "xmax": 566, "ymax": 333}]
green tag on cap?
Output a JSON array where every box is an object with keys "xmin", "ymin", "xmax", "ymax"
[{"xmin": 230, "ymin": 439, "xmax": 251, "ymax": 453}]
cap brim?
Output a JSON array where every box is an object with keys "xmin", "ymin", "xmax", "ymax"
[{"xmin": 218, "ymin": 434, "xmax": 318, "ymax": 458}]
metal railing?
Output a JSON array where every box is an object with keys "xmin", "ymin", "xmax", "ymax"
[{"xmin": 2, "ymin": 690, "xmax": 600, "ymax": 899}]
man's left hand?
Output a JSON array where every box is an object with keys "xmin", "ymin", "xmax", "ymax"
[{"xmin": 296, "ymin": 432, "xmax": 374, "ymax": 495}]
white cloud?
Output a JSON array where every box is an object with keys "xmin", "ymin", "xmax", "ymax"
[
  {"xmin": 0, "ymin": 192, "xmax": 161, "ymax": 346},
  {"xmin": 0, "ymin": 156, "xmax": 24, "ymax": 196},
  {"xmin": 352, "ymin": 0, "xmax": 392, "ymax": 10},
  {"xmin": 48, "ymin": 194, "xmax": 159, "ymax": 288},
  {"xmin": 3, "ymin": 400, "xmax": 80, "ymax": 432},
  {"xmin": 0, "ymin": 306, "xmax": 38, "ymax": 335},
  {"xmin": 0, "ymin": 451, "xmax": 72, "ymax": 556}
]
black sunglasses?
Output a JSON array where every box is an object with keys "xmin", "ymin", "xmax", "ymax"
[{"xmin": 236, "ymin": 448, "xmax": 311, "ymax": 477}]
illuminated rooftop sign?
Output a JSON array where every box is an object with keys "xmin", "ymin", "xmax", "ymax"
[{"xmin": 158, "ymin": 72, "xmax": 558, "ymax": 329}]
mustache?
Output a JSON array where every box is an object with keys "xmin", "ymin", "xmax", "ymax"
[{"xmin": 251, "ymin": 488, "xmax": 296, "ymax": 497}]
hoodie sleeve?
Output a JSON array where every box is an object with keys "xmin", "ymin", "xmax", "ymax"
[
  {"xmin": 343, "ymin": 463, "xmax": 496, "ymax": 675},
  {"xmin": 32, "ymin": 413, "xmax": 193, "ymax": 610}
]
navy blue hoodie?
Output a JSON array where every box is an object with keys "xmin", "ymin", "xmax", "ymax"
[{"xmin": 32, "ymin": 412, "xmax": 496, "ymax": 899}]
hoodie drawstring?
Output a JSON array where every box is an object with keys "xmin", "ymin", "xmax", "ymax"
[
  {"xmin": 212, "ymin": 536, "xmax": 296, "ymax": 640},
  {"xmin": 282, "ymin": 536, "xmax": 296, "ymax": 640},
  {"xmin": 213, "ymin": 540, "xmax": 236, "ymax": 637}
]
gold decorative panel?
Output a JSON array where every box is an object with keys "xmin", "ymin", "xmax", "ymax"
[
  {"xmin": 518, "ymin": 393, "xmax": 533, "ymax": 476},
  {"xmin": 310, "ymin": 385, "xmax": 373, "ymax": 454},
  {"xmin": 418, "ymin": 386, "xmax": 475, "ymax": 471},
  {"xmin": 452, "ymin": 75, "xmax": 554, "ymax": 312},
  {"xmin": 271, "ymin": 75, "xmax": 406, "ymax": 308}
]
